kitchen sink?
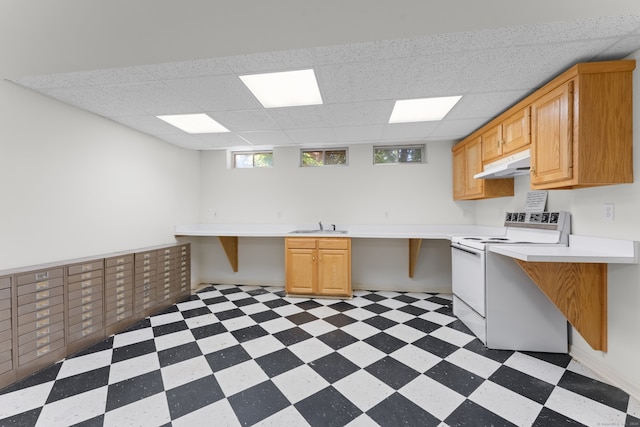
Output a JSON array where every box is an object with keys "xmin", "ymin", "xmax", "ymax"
[{"xmin": 290, "ymin": 229, "xmax": 348, "ymax": 234}]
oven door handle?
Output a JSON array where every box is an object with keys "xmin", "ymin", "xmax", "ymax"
[{"xmin": 451, "ymin": 244, "xmax": 481, "ymax": 256}]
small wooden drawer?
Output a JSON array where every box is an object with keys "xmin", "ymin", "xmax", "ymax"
[
  {"xmin": 16, "ymin": 268, "xmax": 63, "ymax": 287},
  {"xmin": 68, "ymin": 284, "xmax": 102, "ymax": 303},
  {"xmin": 106, "ymin": 308, "xmax": 133, "ymax": 324},
  {"xmin": 0, "ymin": 298, "xmax": 10, "ymax": 313},
  {"xmin": 67, "ymin": 277, "xmax": 103, "ymax": 293},
  {"xmin": 18, "ymin": 304, "xmax": 64, "ymax": 327},
  {"xmin": 17, "ymin": 277, "xmax": 63, "ymax": 296},
  {"xmin": 105, "ymin": 254, "xmax": 134, "ymax": 268},
  {"xmin": 18, "ymin": 329, "xmax": 65, "ymax": 356},
  {"xmin": 0, "ymin": 328, "xmax": 12, "ymax": 348},
  {"xmin": 0, "ymin": 349, "xmax": 13, "ymax": 364},
  {"xmin": 106, "ymin": 266, "xmax": 134, "ymax": 279},
  {"xmin": 68, "ymin": 323, "xmax": 103, "ymax": 342},
  {"xmin": 318, "ymin": 238, "xmax": 350, "ymax": 250},
  {"xmin": 17, "ymin": 295, "xmax": 64, "ymax": 316},
  {"xmin": 0, "ymin": 318, "xmax": 11, "ymax": 333},
  {"xmin": 67, "ymin": 301, "xmax": 97, "ymax": 319},
  {"xmin": 18, "ymin": 337, "xmax": 65, "ymax": 366},
  {"xmin": 106, "ymin": 297, "xmax": 132, "ymax": 312},
  {"xmin": 105, "ymin": 284, "xmax": 133, "ymax": 300},
  {"xmin": 105, "ymin": 275, "xmax": 133, "ymax": 291},
  {"xmin": 67, "ymin": 261, "xmax": 103, "ymax": 276},
  {"xmin": 67, "ymin": 269, "xmax": 104, "ymax": 284},
  {"xmin": 69, "ymin": 315, "xmax": 103, "ymax": 335},
  {"xmin": 0, "ymin": 287, "xmax": 12, "ymax": 301},
  {"xmin": 17, "ymin": 286, "xmax": 64, "ymax": 306},
  {"xmin": 18, "ymin": 320, "xmax": 64, "ymax": 346},
  {"xmin": 0, "ymin": 276, "xmax": 11, "ymax": 290},
  {"xmin": 69, "ymin": 308, "xmax": 102, "ymax": 326},
  {"xmin": 135, "ymin": 251, "xmax": 157, "ymax": 262},
  {"xmin": 286, "ymin": 238, "xmax": 317, "ymax": 249},
  {"xmin": 135, "ymin": 264, "xmax": 157, "ymax": 275},
  {"xmin": 18, "ymin": 311, "xmax": 65, "ymax": 336},
  {"xmin": 68, "ymin": 292, "xmax": 103, "ymax": 310}
]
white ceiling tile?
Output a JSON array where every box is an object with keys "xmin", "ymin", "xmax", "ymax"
[
  {"xmin": 285, "ymin": 128, "xmax": 337, "ymax": 145},
  {"xmin": 312, "ymin": 38, "xmax": 414, "ymax": 65},
  {"xmin": 268, "ymin": 105, "xmax": 335, "ymax": 129},
  {"xmin": 430, "ymin": 118, "xmax": 489, "ymax": 140},
  {"xmin": 593, "ymin": 35, "xmax": 640, "ymax": 60},
  {"xmin": 139, "ymin": 58, "xmax": 231, "ymax": 79},
  {"xmin": 39, "ymin": 86, "xmax": 142, "ymax": 117},
  {"xmin": 237, "ymin": 130, "xmax": 292, "ymax": 146},
  {"xmin": 380, "ymin": 122, "xmax": 440, "ymax": 141},
  {"xmin": 446, "ymin": 91, "xmax": 529, "ymax": 120},
  {"xmin": 158, "ymin": 134, "xmax": 212, "ymax": 150},
  {"xmin": 163, "ymin": 75, "xmax": 261, "ymax": 112},
  {"xmin": 334, "ymin": 125, "xmax": 384, "ymax": 143},
  {"xmin": 326, "ymin": 101, "xmax": 394, "ymax": 127},
  {"xmin": 111, "ymin": 115, "xmax": 183, "ymax": 135},
  {"xmin": 14, "ymin": 72, "xmax": 92, "ymax": 89},
  {"xmin": 409, "ymin": 26, "xmax": 524, "ymax": 57},
  {"xmin": 195, "ymin": 133, "xmax": 253, "ymax": 148},
  {"xmin": 225, "ymin": 49, "xmax": 314, "ymax": 74},
  {"xmin": 97, "ymin": 81, "xmax": 199, "ymax": 115},
  {"xmin": 209, "ymin": 109, "xmax": 281, "ymax": 132},
  {"xmin": 76, "ymin": 67, "xmax": 156, "ymax": 86}
]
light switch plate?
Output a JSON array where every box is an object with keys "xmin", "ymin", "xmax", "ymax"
[{"xmin": 603, "ymin": 203, "xmax": 614, "ymax": 221}]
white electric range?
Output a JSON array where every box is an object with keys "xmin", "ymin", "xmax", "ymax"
[{"xmin": 450, "ymin": 212, "xmax": 570, "ymax": 352}]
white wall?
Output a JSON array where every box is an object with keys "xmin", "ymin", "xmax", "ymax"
[
  {"xmin": 0, "ymin": 81, "xmax": 201, "ymax": 270},
  {"xmin": 476, "ymin": 50, "xmax": 640, "ymax": 400},
  {"xmin": 197, "ymin": 142, "xmax": 467, "ymax": 292}
]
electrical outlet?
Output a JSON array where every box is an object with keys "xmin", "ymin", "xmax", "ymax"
[{"xmin": 603, "ymin": 203, "xmax": 614, "ymax": 221}]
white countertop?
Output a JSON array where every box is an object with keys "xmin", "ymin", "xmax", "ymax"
[
  {"xmin": 489, "ymin": 235, "xmax": 639, "ymax": 264},
  {"xmin": 174, "ymin": 223, "xmax": 505, "ymax": 239}
]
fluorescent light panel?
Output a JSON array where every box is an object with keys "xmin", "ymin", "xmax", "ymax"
[
  {"xmin": 240, "ymin": 69, "xmax": 323, "ymax": 108},
  {"xmin": 157, "ymin": 113, "xmax": 229, "ymax": 133},
  {"xmin": 389, "ymin": 96, "xmax": 462, "ymax": 123}
]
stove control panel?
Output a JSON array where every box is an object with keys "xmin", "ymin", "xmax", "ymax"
[{"xmin": 504, "ymin": 211, "xmax": 570, "ymax": 230}]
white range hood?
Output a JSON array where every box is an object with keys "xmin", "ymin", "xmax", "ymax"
[{"xmin": 474, "ymin": 149, "xmax": 531, "ymax": 179}]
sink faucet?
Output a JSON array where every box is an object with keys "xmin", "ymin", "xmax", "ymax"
[{"xmin": 318, "ymin": 221, "xmax": 323, "ymax": 231}]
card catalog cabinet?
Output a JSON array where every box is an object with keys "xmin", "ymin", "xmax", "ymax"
[
  {"xmin": 134, "ymin": 249, "xmax": 158, "ymax": 317},
  {"xmin": 105, "ymin": 254, "xmax": 135, "ymax": 336},
  {"xmin": 66, "ymin": 260, "xmax": 105, "ymax": 354},
  {"xmin": 0, "ymin": 243, "xmax": 191, "ymax": 389},
  {"xmin": 15, "ymin": 267, "xmax": 66, "ymax": 378},
  {"xmin": 0, "ymin": 276, "xmax": 14, "ymax": 386}
]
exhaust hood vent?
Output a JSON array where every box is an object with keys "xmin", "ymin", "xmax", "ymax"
[{"xmin": 473, "ymin": 149, "xmax": 531, "ymax": 179}]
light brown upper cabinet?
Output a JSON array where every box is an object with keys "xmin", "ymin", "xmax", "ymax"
[
  {"xmin": 452, "ymin": 60, "xmax": 634, "ymax": 198},
  {"xmin": 530, "ymin": 61, "xmax": 634, "ymax": 189},
  {"xmin": 452, "ymin": 137, "xmax": 514, "ymax": 200},
  {"xmin": 481, "ymin": 107, "xmax": 531, "ymax": 163}
]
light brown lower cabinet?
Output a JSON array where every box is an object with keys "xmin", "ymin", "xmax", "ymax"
[
  {"xmin": 285, "ymin": 237, "xmax": 352, "ymax": 298},
  {"xmin": 0, "ymin": 242, "xmax": 191, "ymax": 389}
]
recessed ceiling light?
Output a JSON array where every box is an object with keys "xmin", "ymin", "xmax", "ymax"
[
  {"xmin": 240, "ymin": 69, "xmax": 323, "ymax": 108},
  {"xmin": 389, "ymin": 96, "xmax": 462, "ymax": 123},
  {"xmin": 157, "ymin": 114, "xmax": 229, "ymax": 133}
]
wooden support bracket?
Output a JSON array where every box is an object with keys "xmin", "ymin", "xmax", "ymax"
[
  {"xmin": 515, "ymin": 260, "xmax": 608, "ymax": 351},
  {"xmin": 409, "ymin": 238, "xmax": 422, "ymax": 278},
  {"xmin": 217, "ymin": 236, "xmax": 239, "ymax": 272}
]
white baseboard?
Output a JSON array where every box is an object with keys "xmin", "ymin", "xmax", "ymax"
[{"xmin": 570, "ymin": 346, "xmax": 640, "ymax": 402}]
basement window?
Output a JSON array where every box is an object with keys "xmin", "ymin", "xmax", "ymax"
[
  {"xmin": 301, "ymin": 148, "xmax": 348, "ymax": 167},
  {"xmin": 374, "ymin": 145, "xmax": 425, "ymax": 164},
  {"xmin": 233, "ymin": 151, "xmax": 273, "ymax": 168}
]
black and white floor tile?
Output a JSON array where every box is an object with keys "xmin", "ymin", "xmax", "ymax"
[{"xmin": 1, "ymin": 284, "xmax": 639, "ymax": 426}]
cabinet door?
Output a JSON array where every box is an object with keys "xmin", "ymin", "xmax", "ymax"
[
  {"xmin": 502, "ymin": 107, "xmax": 530, "ymax": 154},
  {"xmin": 481, "ymin": 124, "xmax": 503, "ymax": 162},
  {"xmin": 317, "ymin": 250, "xmax": 350, "ymax": 297},
  {"xmin": 465, "ymin": 138, "xmax": 484, "ymax": 197},
  {"xmin": 531, "ymin": 82, "xmax": 573, "ymax": 186},
  {"xmin": 286, "ymin": 249, "xmax": 316, "ymax": 295},
  {"xmin": 452, "ymin": 146, "xmax": 466, "ymax": 200}
]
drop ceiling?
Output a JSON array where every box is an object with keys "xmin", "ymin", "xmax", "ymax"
[{"xmin": 6, "ymin": 5, "xmax": 640, "ymax": 151}]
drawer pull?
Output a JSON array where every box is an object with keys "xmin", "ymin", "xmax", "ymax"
[
  {"xmin": 143, "ymin": 271, "xmax": 150, "ymax": 277},
  {"xmin": 35, "ymin": 272, "xmax": 49, "ymax": 280},
  {"xmin": 82, "ymin": 312, "xmax": 92, "ymax": 320},
  {"xmin": 36, "ymin": 318, "xmax": 50, "ymax": 328},
  {"xmin": 116, "ymin": 265, "xmax": 125, "ymax": 272},
  {"xmin": 37, "ymin": 336, "xmax": 50, "ymax": 346},
  {"xmin": 36, "ymin": 290, "xmax": 50, "ymax": 300},
  {"xmin": 81, "ymin": 272, "xmax": 93, "ymax": 280},
  {"xmin": 36, "ymin": 327, "xmax": 50, "ymax": 337},
  {"xmin": 82, "ymin": 320, "xmax": 92, "ymax": 328},
  {"xmin": 116, "ymin": 285, "xmax": 125, "ymax": 293},
  {"xmin": 116, "ymin": 279, "xmax": 125, "ymax": 286},
  {"xmin": 143, "ymin": 302, "xmax": 151, "ymax": 309},
  {"xmin": 82, "ymin": 288, "xmax": 93, "ymax": 296},
  {"xmin": 82, "ymin": 303, "xmax": 93, "ymax": 312},
  {"xmin": 143, "ymin": 284, "xmax": 151, "ymax": 291},
  {"xmin": 82, "ymin": 265, "xmax": 92, "ymax": 272},
  {"xmin": 36, "ymin": 308, "xmax": 50, "ymax": 319},
  {"xmin": 36, "ymin": 300, "xmax": 50, "ymax": 309},
  {"xmin": 116, "ymin": 306, "xmax": 125, "ymax": 314},
  {"xmin": 143, "ymin": 253, "xmax": 151, "ymax": 259},
  {"xmin": 117, "ymin": 299, "xmax": 125, "ymax": 307},
  {"xmin": 116, "ymin": 313, "xmax": 126, "ymax": 321},
  {"xmin": 82, "ymin": 280, "xmax": 92, "ymax": 288},
  {"xmin": 82, "ymin": 327, "xmax": 93, "ymax": 337},
  {"xmin": 36, "ymin": 281, "xmax": 50, "ymax": 290},
  {"xmin": 143, "ymin": 296, "xmax": 151, "ymax": 303},
  {"xmin": 81, "ymin": 296, "xmax": 93, "ymax": 304},
  {"xmin": 116, "ymin": 258, "xmax": 125, "ymax": 264},
  {"xmin": 116, "ymin": 272, "xmax": 125, "ymax": 279},
  {"xmin": 37, "ymin": 345, "xmax": 51, "ymax": 357}
]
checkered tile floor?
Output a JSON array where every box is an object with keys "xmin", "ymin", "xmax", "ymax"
[{"xmin": 1, "ymin": 284, "xmax": 639, "ymax": 426}]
